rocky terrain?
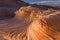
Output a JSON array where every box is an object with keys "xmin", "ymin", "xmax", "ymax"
[
  {"xmin": 0, "ymin": 0, "xmax": 60, "ymax": 40},
  {"xmin": 0, "ymin": 0, "xmax": 29, "ymax": 19}
]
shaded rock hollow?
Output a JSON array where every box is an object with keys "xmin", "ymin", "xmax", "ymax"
[{"xmin": 0, "ymin": 0, "xmax": 29, "ymax": 19}]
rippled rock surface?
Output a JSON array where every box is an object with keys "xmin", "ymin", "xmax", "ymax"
[{"xmin": 0, "ymin": 5, "xmax": 60, "ymax": 40}]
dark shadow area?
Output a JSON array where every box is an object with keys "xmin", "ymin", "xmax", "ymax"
[{"xmin": 0, "ymin": 0, "xmax": 29, "ymax": 20}]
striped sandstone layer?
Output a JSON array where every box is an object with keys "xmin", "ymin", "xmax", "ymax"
[{"xmin": 0, "ymin": 6, "xmax": 60, "ymax": 40}]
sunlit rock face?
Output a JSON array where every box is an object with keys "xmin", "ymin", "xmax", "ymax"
[
  {"xmin": 0, "ymin": 5, "xmax": 60, "ymax": 40},
  {"xmin": 15, "ymin": 6, "xmax": 40, "ymax": 19}
]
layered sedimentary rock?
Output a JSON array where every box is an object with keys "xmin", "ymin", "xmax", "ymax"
[
  {"xmin": 0, "ymin": 6, "xmax": 60, "ymax": 40},
  {"xmin": 15, "ymin": 6, "xmax": 60, "ymax": 40}
]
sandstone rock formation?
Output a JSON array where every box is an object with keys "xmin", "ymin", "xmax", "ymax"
[
  {"xmin": 0, "ymin": 5, "xmax": 60, "ymax": 40},
  {"xmin": 15, "ymin": 6, "xmax": 40, "ymax": 19}
]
